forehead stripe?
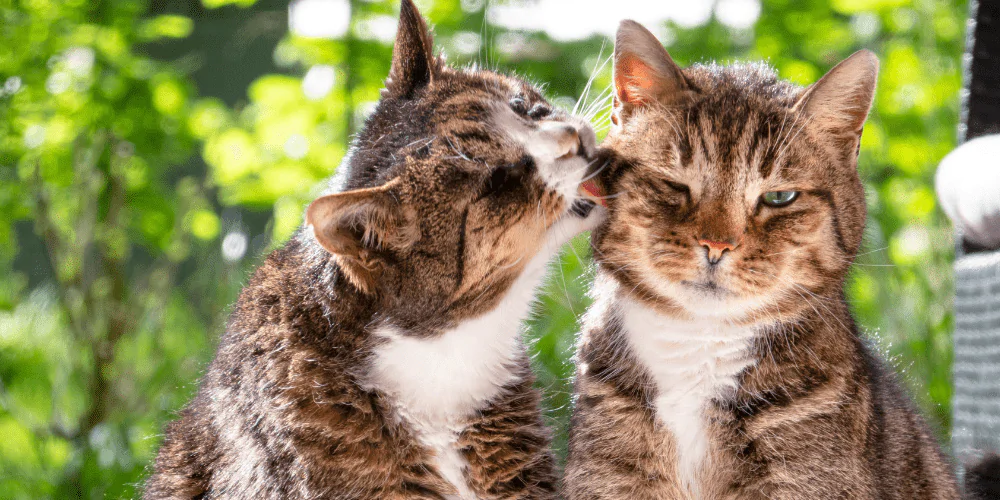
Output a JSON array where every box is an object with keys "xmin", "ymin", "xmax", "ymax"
[{"xmin": 755, "ymin": 119, "xmax": 779, "ymax": 178}]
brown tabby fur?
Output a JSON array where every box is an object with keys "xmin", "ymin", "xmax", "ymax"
[
  {"xmin": 565, "ymin": 21, "xmax": 960, "ymax": 499},
  {"xmin": 144, "ymin": 2, "xmax": 597, "ymax": 498}
]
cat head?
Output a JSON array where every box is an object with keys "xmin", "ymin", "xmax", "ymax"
[
  {"xmin": 305, "ymin": 0, "xmax": 599, "ymax": 330},
  {"xmin": 594, "ymin": 20, "xmax": 877, "ymax": 322}
]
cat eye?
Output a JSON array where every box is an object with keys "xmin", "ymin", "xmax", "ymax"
[
  {"xmin": 509, "ymin": 97, "xmax": 529, "ymax": 116},
  {"xmin": 527, "ymin": 103, "xmax": 551, "ymax": 120},
  {"xmin": 761, "ymin": 191, "xmax": 799, "ymax": 207},
  {"xmin": 659, "ymin": 179, "xmax": 691, "ymax": 206},
  {"xmin": 663, "ymin": 179, "xmax": 692, "ymax": 206},
  {"xmin": 510, "ymin": 97, "xmax": 550, "ymax": 121},
  {"xmin": 664, "ymin": 179, "xmax": 690, "ymax": 194},
  {"xmin": 482, "ymin": 156, "xmax": 534, "ymax": 198}
]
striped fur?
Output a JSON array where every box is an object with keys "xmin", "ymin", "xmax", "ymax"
[
  {"xmin": 144, "ymin": 2, "xmax": 599, "ymax": 498},
  {"xmin": 566, "ymin": 20, "xmax": 960, "ymax": 500}
]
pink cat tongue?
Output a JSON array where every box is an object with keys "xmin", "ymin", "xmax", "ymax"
[{"xmin": 579, "ymin": 179, "xmax": 607, "ymax": 207}]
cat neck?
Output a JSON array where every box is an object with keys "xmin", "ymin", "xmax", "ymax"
[
  {"xmin": 364, "ymin": 212, "xmax": 592, "ymax": 420},
  {"xmin": 364, "ymin": 240, "xmax": 556, "ymax": 420},
  {"xmin": 596, "ymin": 279, "xmax": 765, "ymax": 496},
  {"xmin": 361, "ymin": 238, "xmax": 559, "ymax": 500},
  {"xmin": 586, "ymin": 271, "xmax": 860, "ymax": 495},
  {"xmin": 613, "ymin": 293, "xmax": 761, "ymax": 401}
]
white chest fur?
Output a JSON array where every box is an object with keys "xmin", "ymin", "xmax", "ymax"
[
  {"xmin": 370, "ymin": 309, "xmax": 528, "ymax": 499},
  {"xmin": 366, "ymin": 215, "xmax": 591, "ymax": 499},
  {"xmin": 620, "ymin": 298, "xmax": 757, "ymax": 497},
  {"xmin": 370, "ymin": 317, "xmax": 521, "ymax": 500}
]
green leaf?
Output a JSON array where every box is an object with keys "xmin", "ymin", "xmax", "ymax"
[{"xmin": 139, "ymin": 15, "xmax": 194, "ymax": 40}]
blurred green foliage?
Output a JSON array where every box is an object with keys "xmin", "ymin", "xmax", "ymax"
[{"xmin": 0, "ymin": 0, "xmax": 965, "ymax": 497}]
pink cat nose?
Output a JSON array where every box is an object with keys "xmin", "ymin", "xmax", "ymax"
[{"xmin": 697, "ymin": 238, "xmax": 738, "ymax": 265}]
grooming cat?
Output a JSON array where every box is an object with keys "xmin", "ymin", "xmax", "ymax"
[
  {"xmin": 564, "ymin": 20, "xmax": 960, "ymax": 499},
  {"xmin": 144, "ymin": 2, "xmax": 600, "ymax": 498}
]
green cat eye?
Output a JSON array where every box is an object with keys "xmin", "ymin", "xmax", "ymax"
[{"xmin": 761, "ymin": 191, "xmax": 799, "ymax": 207}]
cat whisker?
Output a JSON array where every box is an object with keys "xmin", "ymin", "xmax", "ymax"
[
  {"xmin": 496, "ymin": 254, "xmax": 526, "ymax": 271},
  {"xmin": 557, "ymin": 155, "xmax": 606, "ymax": 183},
  {"xmin": 445, "ymin": 136, "xmax": 472, "ymax": 162},
  {"xmin": 748, "ymin": 268, "xmax": 851, "ymax": 335},
  {"xmin": 404, "ymin": 136, "xmax": 436, "ymax": 150},
  {"xmin": 582, "ymin": 97, "xmax": 614, "ymax": 127},
  {"xmin": 762, "ymin": 245, "xmax": 894, "ymax": 268},
  {"xmin": 580, "ymin": 87, "xmax": 614, "ymax": 122},
  {"xmin": 563, "ymin": 232, "xmax": 587, "ymax": 273},
  {"xmin": 577, "ymin": 158, "xmax": 611, "ymax": 185},
  {"xmin": 556, "ymin": 248, "xmax": 578, "ymax": 317},
  {"xmin": 855, "ymin": 245, "xmax": 889, "ymax": 258},
  {"xmin": 579, "ymin": 81, "xmax": 612, "ymax": 117},
  {"xmin": 741, "ymin": 281, "xmax": 785, "ymax": 365},
  {"xmin": 591, "ymin": 191, "xmax": 626, "ymax": 201},
  {"xmin": 574, "ymin": 42, "xmax": 610, "ymax": 116},
  {"xmin": 761, "ymin": 248, "xmax": 802, "ymax": 259},
  {"xmin": 590, "ymin": 108, "xmax": 615, "ymax": 131},
  {"xmin": 788, "ymin": 281, "xmax": 852, "ymax": 333},
  {"xmin": 746, "ymin": 269, "xmax": 832, "ymax": 348}
]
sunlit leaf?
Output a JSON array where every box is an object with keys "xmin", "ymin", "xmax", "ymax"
[
  {"xmin": 140, "ymin": 15, "xmax": 195, "ymax": 40},
  {"xmin": 152, "ymin": 78, "xmax": 187, "ymax": 115},
  {"xmin": 186, "ymin": 209, "xmax": 221, "ymax": 240},
  {"xmin": 202, "ymin": 0, "xmax": 258, "ymax": 8}
]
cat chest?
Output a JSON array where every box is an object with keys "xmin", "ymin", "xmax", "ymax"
[
  {"xmin": 366, "ymin": 316, "xmax": 524, "ymax": 499},
  {"xmin": 620, "ymin": 300, "xmax": 756, "ymax": 496},
  {"xmin": 362, "ymin": 240, "xmax": 559, "ymax": 497}
]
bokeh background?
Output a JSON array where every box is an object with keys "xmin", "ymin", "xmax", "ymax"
[{"xmin": 0, "ymin": 0, "xmax": 966, "ymax": 497}]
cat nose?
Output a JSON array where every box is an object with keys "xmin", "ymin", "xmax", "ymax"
[
  {"xmin": 697, "ymin": 237, "xmax": 739, "ymax": 265},
  {"xmin": 538, "ymin": 121, "xmax": 580, "ymax": 159}
]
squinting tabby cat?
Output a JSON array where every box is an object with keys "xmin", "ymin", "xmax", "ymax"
[
  {"xmin": 565, "ymin": 20, "xmax": 961, "ymax": 499},
  {"xmin": 144, "ymin": 1, "xmax": 601, "ymax": 498}
]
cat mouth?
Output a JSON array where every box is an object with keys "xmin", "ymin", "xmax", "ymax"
[
  {"xmin": 566, "ymin": 149, "xmax": 603, "ymax": 218},
  {"xmin": 576, "ymin": 152, "xmax": 607, "ymax": 208},
  {"xmin": 681, "ymin": 279, "xmax": 731, "ymax": 297},
  {"xmin": 578, "ymin": 180, "xmax": 607, "ymax": 208},
  {"xmin": 569, "ymin": 199, "xmax": 596, "ymax": 217}
]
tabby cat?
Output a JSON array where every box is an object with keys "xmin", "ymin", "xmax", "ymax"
[
  {"xmin": 565, "ymin": 20, "xmax": 961, "ymax": 499},
  {"xmin": 144, "ymin": 2, "xmax": 600, "ymax": 498}
]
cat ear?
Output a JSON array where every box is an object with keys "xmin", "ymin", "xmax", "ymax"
[
  {"xmin": 612, "ymin": 20, "xmax": 692, "ymax": 125},
  {"xmin": 794, "ymin": 50, "xmax": 879, "ymax": 138},
  {"xmin": 386, "ymin": 0, "xmax": 437, "ymax": 98},
  {"xmin": 306, "ymin": 178, "xmax": 418, "ymax": 293}
]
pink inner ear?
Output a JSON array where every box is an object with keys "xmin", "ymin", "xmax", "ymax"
[{"xmin": 615, "ymin": 55, "xmax": 657, "ymax": 106}]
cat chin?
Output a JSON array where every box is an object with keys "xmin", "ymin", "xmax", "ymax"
[{"xmin": 645, "ymin": 275, "xmax": 776, "ymax": 323}]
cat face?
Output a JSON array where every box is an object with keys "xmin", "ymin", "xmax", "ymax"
[
  {"xmin": 594, "ymin": 21, "xmax": 877, "ymax": 322},
  {"xmin": 306, "ymin": 0, "xmax": 599, "ymax": 331}
]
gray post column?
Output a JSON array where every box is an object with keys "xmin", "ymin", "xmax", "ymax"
[{"xmin": 950, "ymin": 0, "xmax": 1000, "ymax": 476}]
